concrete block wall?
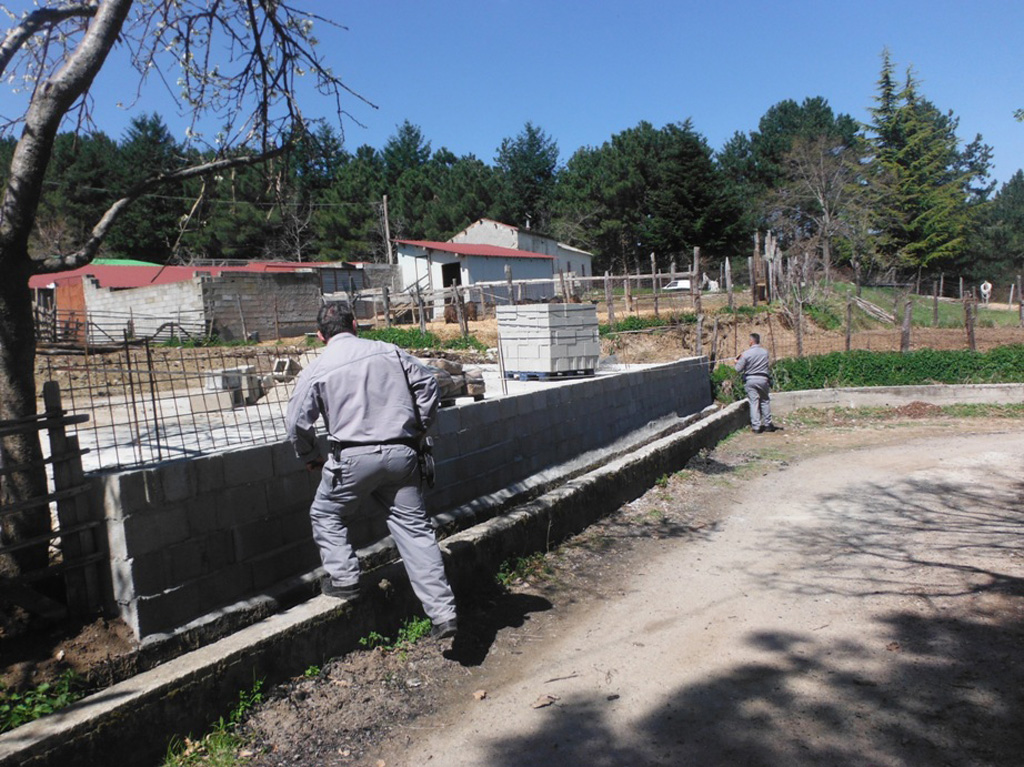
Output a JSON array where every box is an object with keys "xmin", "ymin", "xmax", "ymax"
[
  {"xmin": 95, "ymin": 358, "xmax": 711, "ymax": 640},
  {"xmin": 82, "ymin": 277, "xmax": 206, "ymax": 342},
  {"xmin": 97, "ymin": 441, "xmax": 322, "ymax": 638},
  {"xmin": 203, "ymin": 272, "xmax": 321, "ymax": 341}
]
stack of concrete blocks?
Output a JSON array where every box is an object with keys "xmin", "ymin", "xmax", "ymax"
[
  {"xmin": 189, "ymin": 366, "xmax": 263, "ymax": 413},
  {"xmin": 497, "ymin": 304, "xmax": 600, "ymax": 377}
]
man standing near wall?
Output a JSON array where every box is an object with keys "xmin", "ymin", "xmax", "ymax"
[
  {"xmin": 285, "ymin": 302, "xmax": 458, "ymax": 640},
  {"xmin": 735, "ymin": 332, "xmax": 780, "ymax": 434}
]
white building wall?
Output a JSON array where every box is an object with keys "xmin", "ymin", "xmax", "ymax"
[{"xmin": 450, "ymin": 219, "xmax": 518, "ymax": 249}]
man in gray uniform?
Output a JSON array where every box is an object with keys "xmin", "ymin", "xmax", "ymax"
[
  {"xmin": 285, "ymin": 302, "xmax": 458, "ymax": 639},
  {"xmin": 734, "ymin": 332, "xmax": 779, "ymax": 434}
]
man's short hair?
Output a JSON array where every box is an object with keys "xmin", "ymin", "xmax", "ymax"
[
  {"xmin": 317, "ymin": 302, "xmax": 356, "ymax": 340},
  {"xmin": 750, "ymin": 332, "xmax": 761, "ymax": 345}
]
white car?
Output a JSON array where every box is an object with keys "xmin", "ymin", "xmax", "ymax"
[{"xmin": 662, "ymin": 279, "xmax": 691, "ymax": 292}]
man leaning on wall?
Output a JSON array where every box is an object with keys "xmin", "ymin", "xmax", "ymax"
[{"xmin": 285, "ymin": 302, "xmax": 459, "ymax": 640}]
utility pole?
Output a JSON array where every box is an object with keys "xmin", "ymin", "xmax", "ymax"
[{"xmin": 382, "ymin": 195, "xmax": 394, "ymax": 265}]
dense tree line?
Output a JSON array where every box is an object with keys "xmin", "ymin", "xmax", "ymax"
[{"xmin": 4, "ymin": 53, "xmax": 1021, "ymax": 285}]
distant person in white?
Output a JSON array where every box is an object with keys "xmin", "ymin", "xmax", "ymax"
[{"xmin": 734, "ymin": 333, "xmax": 779, "ymax": 434}]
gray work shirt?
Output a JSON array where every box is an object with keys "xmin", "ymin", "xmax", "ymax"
[
  {"xmin": 735, "ymin": 343, "xmax": 771, "ymax": 380},
  {"xmin": 285, "ymin": 333, "xmax": 439, "ymax": 462}
]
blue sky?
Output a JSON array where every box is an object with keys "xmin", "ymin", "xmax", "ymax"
[{"xmin": 9, "ymin": 1, "xmax": 1024, "ymax": 185}]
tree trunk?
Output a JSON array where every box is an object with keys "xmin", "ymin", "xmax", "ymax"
[{"xmin": 0, "ymin": 254, "xmax": 49, "ymax": 576}]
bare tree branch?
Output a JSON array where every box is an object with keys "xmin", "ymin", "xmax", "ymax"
[
  {"xmin": 35, "ymin": 145, "xmax": 289, "ymax": 272},
  {"xmin": 0, "ymin": 2, "xmax": 98, "ymax": 80}
]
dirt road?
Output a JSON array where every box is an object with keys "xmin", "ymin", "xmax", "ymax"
[{"xmin": 370, "ymin": 425, "xmax": 1024, "ymax": 766}]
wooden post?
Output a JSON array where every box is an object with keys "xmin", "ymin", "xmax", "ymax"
[
  {"xmin": 558, "ymin": 268, "xmax": 568, "ymax": 302},
  {"xmin": 604, "ymin": 271, "xmax": 616, "ymax": 326},
  {"xmin": 382, "ymin": 286, "xmax": 392, "ymax": 329},
  {"xmin": 454, "ymin": 288, "xmax": 468, "ymax": 337},
  {"xmin": 43, "ymin": 382, "xmax": 105, "ymax": 616},
  {"xmin": 695, "ymin": 313, "xmax": 704, "ymax": 357},
  {"xmin": 752, "ymin": 232, "xmax": 760, "ymax": 307},
  {"xmin": 416, "ymin": 287, "xmax": 427, "ymax": 333},
  {"xmin": 747, "ymin": 256, "xmax": 755, "ymax": 305},
  {"xmin": 932, "ymin": 281, "xmax": 939, "ymax": 327},
  {"xmin": 624, "ymin": 273, "xmax": 633, "ymax": 314},
  {"xmin": 959, "ymin": 276, "xmax": 964, "ymax": 299},
  {"xmin": 964, "ymin": 295, "xmax": 976, "ymax": 352},
  {"xmin": 939, "ymin": 273, "xmax": 945, "ymax": 298},
  {"xmin": 710, "ymin": 316, "xmax": 719, "ymax": 362},
  {"xmin": 504, "ymin": 265, "xmax": 514, "ymax": 306},
  {"xmin": 1018, "ymin": 275, "xmax": 1023, "ymax": 329},
  {"xmin": 795, "ymin": 299, "xmax": 804, "ymax": 357},
  {"xmin": 725, "ymin": 257, "xmax": 734, "ymax": 312},
  {"xmin": 845, "ymin": 299, "xmax": 853, "ymax": 352},
  {"xmin": 693, "ymin": 246, "xmax": 702, "ymax": 317},
  {"xmin": 900, "ymin": 298, "xmax": 913, "ymax": 352},
  {"xmin": 766, "ymin": 313, "xmax": 778, "ymax": 359}
]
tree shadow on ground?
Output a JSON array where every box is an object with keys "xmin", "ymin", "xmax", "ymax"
[
  {"xmin": 479, "ymin": 606, "xmax": 1023, "ymax": 766},
  {"xmin": 474, "ymin": 463, "xmax": 1024, "ymax": 765}
]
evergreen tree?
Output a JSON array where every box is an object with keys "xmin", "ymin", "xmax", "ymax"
[
  {"xmin": 32, "ymin": 132, "xmax": 118, "ymax": 257},
  {"xmin": 866, "ymin": 51, "xmax": 992, "ymax": 271},
  {"xmin": 105, "ymin": 114, "xmax": 186, "ymax": 261},
  {"xmin": 967, "ymin": 170, "xmax": 1024, "ymax": 283},
  {"xmin": 495, "ymin": 121, "xmax": 560, "ymax": 231}
]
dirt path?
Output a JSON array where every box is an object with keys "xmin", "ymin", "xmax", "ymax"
[{"xmin": 365, "ymin": 424, "xmax": 1024, "ymax": 767}]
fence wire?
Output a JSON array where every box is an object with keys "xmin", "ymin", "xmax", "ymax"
[{"xmin": 42, "ymin": 341, "xmax": 320, "ymax": 473}]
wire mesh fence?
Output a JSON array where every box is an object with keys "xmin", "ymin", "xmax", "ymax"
[{"xmin": 40, "ymin": 341, "xmax": 320, "ymax": 473}]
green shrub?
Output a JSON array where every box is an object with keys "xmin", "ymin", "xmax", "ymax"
[
  {"xmin": 360, "ymin": 327, "xmax": 487, "ymax": 352},
  {"xmin": 711, "ymin": 364, "xmax": 745, "ymax": 403},
  {"xmin": 804, "ymin": 303, "xmax": 842, "ymax": 331},
  {"xmin": 599, "ymin": 314, "xmax": 694, "ymax": 336},
  {"xmin": 0, "ymin": 671, "xmax": 87, "ymax": 733},
  {"xmin": 771, "ymin": 345, "xmax": 1024, "ymax": 390}
]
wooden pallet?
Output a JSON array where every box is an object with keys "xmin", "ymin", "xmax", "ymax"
[{"xmin": 504, "ymin": 369, "xmax": 595, "ymax": 381}]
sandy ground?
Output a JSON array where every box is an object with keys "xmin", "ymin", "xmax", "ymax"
[{"xmin": 357, "ymin": 422, "xmax": 1024, "ymax": 767}]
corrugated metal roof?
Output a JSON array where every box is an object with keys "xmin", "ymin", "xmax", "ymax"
[
  {"xmin": 28, "ymin": 261, "xmax": 321, "ymax": 289},
  {"xmin": 395, "ymin": 239, "xmax": 554, "ymax": 260}
]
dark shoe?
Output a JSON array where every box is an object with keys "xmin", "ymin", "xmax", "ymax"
[
  {"xmin": 430, "ymin": 618, "xmax": 458, "ymax": 640},
  {"xmin": 763, "ymin": 424, "xmax": 782, "ymax": 433},
  {"xmin": 751, "ymin": 426, "xmax": 763, "ymax": 434},
  {"xmin": 320, "ymin": 575, "xmax": 360, "ymax": 600}
]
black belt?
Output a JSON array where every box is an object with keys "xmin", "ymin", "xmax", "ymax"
[{"xmin": 328, "ymin": 437, "xmax": 418, "ymax": 459}]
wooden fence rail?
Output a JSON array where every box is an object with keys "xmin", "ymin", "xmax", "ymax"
[{"xmin": 0, "ymin": 382, "xmax": 107, "ymax": 620}]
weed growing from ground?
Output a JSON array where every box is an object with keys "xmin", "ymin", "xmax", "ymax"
[
  {"xmin": 162, "ymin": 678, "xmax": 263, "ymax": 767},
  {"xmin": 495, "ymin": 553, "xmax": 553, "ymax": 587},
  {"xmin": 0, "ymin": 670, "xmax": 87, "ymax": 733}
]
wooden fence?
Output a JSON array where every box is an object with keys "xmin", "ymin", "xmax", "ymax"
[{"xmin": 0, "ymin": 382, "xmax": 108, "ymax": 621}]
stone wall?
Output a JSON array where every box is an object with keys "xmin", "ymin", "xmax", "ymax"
[{"xmin": 95, "ymin": 359, "xmax": 712, "ymax": 639}]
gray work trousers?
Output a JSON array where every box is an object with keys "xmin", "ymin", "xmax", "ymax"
[
  {"xmin": 309, "ymin": 443, "xmax": 457, "ymax": 625},
  {"xmin": 743, "ymin": 375, "xmax": 773, "ymax": 429}
]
